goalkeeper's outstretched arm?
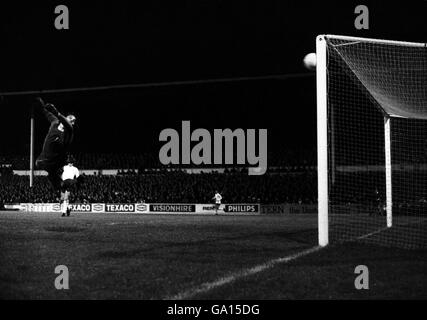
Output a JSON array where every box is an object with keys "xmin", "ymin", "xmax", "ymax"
[
  {"xmin": 36, "ymin": 97, "xmax": 73, "ymax": 131},
  {"xmin": 35, "ymin": 97, "xmax": 58, "ymax": 123}
]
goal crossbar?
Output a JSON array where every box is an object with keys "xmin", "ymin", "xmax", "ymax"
[{"xmin": 324, "ymin": 34, "xmax": 426, "ymax": 48}]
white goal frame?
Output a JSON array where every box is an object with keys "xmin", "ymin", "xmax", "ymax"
[{"xmin": 316, "ymin": 34, "xmax": 426, "ymax": 247}]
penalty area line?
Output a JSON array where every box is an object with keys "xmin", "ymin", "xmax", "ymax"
[{"xmin": 164, "ymin": 245, "xmax": 322, "ymax": 300}]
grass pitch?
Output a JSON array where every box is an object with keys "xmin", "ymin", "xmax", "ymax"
[{"xmin": 0, "ymin": 211, "xmax": 426, "ymax": 299}]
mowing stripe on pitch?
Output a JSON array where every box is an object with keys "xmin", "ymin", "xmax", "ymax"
[{"xmin": 164, "ymin": 245, "xmax": 322, "ymax": 300}]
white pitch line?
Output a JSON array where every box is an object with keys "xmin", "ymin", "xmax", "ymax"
[
  {"xmin": 356, "ymin": 217, "xmax": 427, "ymax": 241},
  {"xmin": 164, "ymin": 246, "xmax": 323, "ymax": 300},
  {"xmin": 165, "ymin": 217, "xmax": 427, "ymax": 299},
  {"xmin": 356, "ymin": 227, "xmax": 389, "ymax": 240}
]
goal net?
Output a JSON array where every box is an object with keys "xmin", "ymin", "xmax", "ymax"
[{"xmin": 317, "ymin": 35, "xmax": 427, "ymax": 249}]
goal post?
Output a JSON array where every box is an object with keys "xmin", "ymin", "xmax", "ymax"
[
  {"xmin": 384, "ymin": 115, "xmax": 392, "ymax": 228},
  {"xmin": 316, "ymin": 34, "xmax": 427, "ymax": 248},
  {"xmin": 316, "ymin": 35, "xmax": 328, "ymax": 247},
  {"xmin": 30, "ymin": 104, "xmax": 35, "ymax": 188}
]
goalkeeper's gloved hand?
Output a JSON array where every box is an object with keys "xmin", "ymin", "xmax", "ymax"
[
  {"xmin": 45, "ymin": 103, "xmax": 59, "ymax": 116},
  {"xmin": 34, "ymin": 97, "xmax": 45, "ymax": 107}
]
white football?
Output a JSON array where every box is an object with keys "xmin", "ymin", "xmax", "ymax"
[{"xmin": 303, "ymin": 52, "xmax": 317, "ymax": 70}]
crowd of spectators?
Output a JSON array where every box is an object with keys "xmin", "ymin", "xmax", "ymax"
[
  {"xmin": 0, "ymin": 149, "xmax": 318, "ymax": 205},
  {"xmin": 0, "ymin": 170, "xmax": 317, "ymax": 205},
  {"xmin": 0, "ymin": 148, "xmax": 317, "ymax": 171},
  {"xmin": 0, "ymin": 153, "xmax": 159, "ymax": 170}
]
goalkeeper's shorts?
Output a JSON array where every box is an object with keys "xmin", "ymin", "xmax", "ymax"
[{"xmin": 36, "ymin": 159, "xmax": 63, "ymax": 191}]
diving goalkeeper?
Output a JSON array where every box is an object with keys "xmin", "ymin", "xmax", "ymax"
[{"xmin": 35, "ymin": 97, "xmax": 76, "ymax": 196}]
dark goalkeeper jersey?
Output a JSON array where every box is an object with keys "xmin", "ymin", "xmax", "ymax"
[{"xmin": 37, "ymin": 108, "xmax": 73, "ymax": 167}]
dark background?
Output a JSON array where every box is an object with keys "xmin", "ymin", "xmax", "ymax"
[{"xmin": 0, "ymin": 0, "xmax": 426, "ymax": 158}]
